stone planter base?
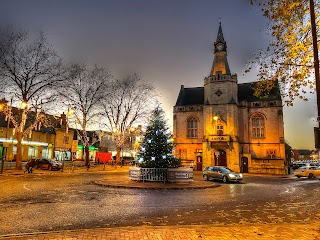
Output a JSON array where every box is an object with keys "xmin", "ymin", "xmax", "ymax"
[{"xmin": 129, "ymin": 167, "xmax": 193, "ymax": 182}]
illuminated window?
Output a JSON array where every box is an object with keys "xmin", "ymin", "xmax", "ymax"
[
  {"xmin": 217, "ymin": 125, "xmax": 224, "ymax": 135},
  {"xmin": 187, "ymin": 117, "xmax": 198, "ymax": 138},
  {"xmin": 252, "ymin": 114, "xmax": 265, "ymax": 138}
]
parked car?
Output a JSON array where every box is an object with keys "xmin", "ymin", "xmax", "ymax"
[
  {"xmin": 291, "ymin": 163, "xmax": 307, "ymax": 170},
  {"xmin": 291, "ymin": 162, "xmax": 319, "ymax": 170},
  {"xmin": 203, "ymin": 166, "xmax": 243, "ymax": 183},
  {"xmin": 294, "ymin": 166, "xmax": 320, "ymax": 178},
  {"xmin": 28, "ymin": 158, "xmax": 62, "ymax": 171}
]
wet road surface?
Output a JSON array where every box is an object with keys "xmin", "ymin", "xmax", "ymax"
[{"xmin": 0, "ymin": 172, "xmax": 319, "ymax": 236}]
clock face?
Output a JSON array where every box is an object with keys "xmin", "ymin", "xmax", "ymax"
[{"xmin": 216, "ymin": 43, "xmax": 224, "ymax": 51}]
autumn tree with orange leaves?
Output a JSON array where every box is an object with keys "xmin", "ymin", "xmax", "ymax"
[{"xmin": 248, "ymin": 0, "xmax": 320, "ymax": 105}]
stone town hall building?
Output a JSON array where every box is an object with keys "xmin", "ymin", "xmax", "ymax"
[{"xmin": 173, "ymin": 24, "xmax": 286, "ymax": 174}]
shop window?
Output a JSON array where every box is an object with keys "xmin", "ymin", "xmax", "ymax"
[
  {"xmin": 13, "ymin": 146, "xmax": 17, "ymax": 155},
  {"xmin": 42, "ymin": 147, "xmax": 49, "ymax": 158},
  {"xmin": 28, "ymin": 146, "xmax": 37, "ymax": 159}
]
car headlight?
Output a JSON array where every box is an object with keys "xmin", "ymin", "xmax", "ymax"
[
  {"xmin": 239, "ymin": 173, "xmax": 243, "ymax": 178},
  {"xmin": 228, "ymin": 174, "xmax": 235, "ymax": 177}
]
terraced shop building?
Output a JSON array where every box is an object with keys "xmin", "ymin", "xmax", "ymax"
[
  {"xmin": 173, "ymin": 23, "xmax": 286, "ymax": 174},
  {"xmin": 0, "ymin": 109, "xmax": 74, "ymax": 162}
]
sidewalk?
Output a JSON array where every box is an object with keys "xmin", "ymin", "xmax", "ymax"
[{"xmin": 2, "ymin": 221, "xmax": 320, "ymax": 240}]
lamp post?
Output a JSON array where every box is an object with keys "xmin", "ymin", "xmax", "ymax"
[{"xmin": 309, "ymin": 0, "xmax": 320, "ymax": 149}]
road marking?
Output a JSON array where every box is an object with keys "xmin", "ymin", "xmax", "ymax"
[{"xmin": 23, "ymin": 183, "xmax": 31, "ymax": 191}]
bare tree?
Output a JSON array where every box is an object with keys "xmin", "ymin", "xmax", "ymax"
[
  {"xmin": 101, "ymin": 74, "xmax": 156, "ymax": 163},
  {"xmin": 0, "ymin": 26, "xmax": 66, "ymax": 170},
  {"xmin": 57, "ymin": 63, "xmax": 112, "ymax": 166}
]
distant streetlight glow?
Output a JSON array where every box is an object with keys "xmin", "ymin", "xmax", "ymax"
[{"xmin": 20, "ymin": 101, "xmax": 28, "ymax": 109}]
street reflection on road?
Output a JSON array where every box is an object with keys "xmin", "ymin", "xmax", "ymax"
[{"xmin": 226, "ymin": 182, "xmax": 245, "ymax": 198}]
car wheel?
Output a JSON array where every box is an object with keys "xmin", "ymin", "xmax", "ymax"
[
  {"xmin": 48, "ymin": 165, "xmax": 52, "ymax": 171},
  {"xmin": 296, "ymin": 175, "xmax": 301, "ymax": 178},
  {"xmin": 203, "ymin": 174, "xmax": 208, "ymax": 181},
  {"xmin": 222, "ymin": 176, "xmax": 228, "ymax": 183},
  {"xmin": 308, "ymin": 173, "xmax": 314, "ymax": 178}
]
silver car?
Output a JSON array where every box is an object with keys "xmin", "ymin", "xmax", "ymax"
[{"xmin": 203, "ymin": 166, "xmax": 243, "ymax": 183}]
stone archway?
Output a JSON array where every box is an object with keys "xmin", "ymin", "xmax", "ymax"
[{"xmin": 214, "ymin": 150, "xmax": 227, "ymax": 166}]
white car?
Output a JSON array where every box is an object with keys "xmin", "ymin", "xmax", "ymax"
[{"xmin": 294, "ymin": 166, "xmax": 320, "ymax": 178}]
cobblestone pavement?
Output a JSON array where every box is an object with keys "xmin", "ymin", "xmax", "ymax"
[
  {"xmin": 2, "ymin": 222, "xmax": 320, "ymax": 240},
  {"xmin": 1, "ymin": 164, "xmax": 320, "ymax": 239}
]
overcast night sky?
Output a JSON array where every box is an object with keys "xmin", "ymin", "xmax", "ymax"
[{"xmin": 0, "ymin": 0, "xmax": 317, "ymax": 149}]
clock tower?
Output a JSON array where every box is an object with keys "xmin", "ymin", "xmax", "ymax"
[
  {"xmin": 203, "ymin": 22, "xmax": 239, "ymax": 168},
  {"xmin": 173, "ymin": 22, "xmax": 286, "ymax": 174}
]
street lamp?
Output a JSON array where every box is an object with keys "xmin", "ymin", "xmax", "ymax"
[
  {"xmin": 309, "ymin": 0, "xmax": 320, "ymax": 149},
  {"xmin": 20, "ymin": 100, "xmax": 28, "ymax": 109}
]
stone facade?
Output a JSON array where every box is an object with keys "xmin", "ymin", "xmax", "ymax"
[{"xmin": 173, "ymin": 23, "xmax": 286, "ymax": 174}]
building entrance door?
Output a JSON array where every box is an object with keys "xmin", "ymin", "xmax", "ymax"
[
  {"xmin": 241, "ymin": 156, "xmax": 249, "ymax": 173},
  {"xmin": 214, "ymin": 150, "xmax": 227, "ymax": 166},
  {"xmin": 196, "ymin": 156, "xmax": 202, "ymax": 171}
]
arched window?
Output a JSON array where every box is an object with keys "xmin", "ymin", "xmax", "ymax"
[
  {"xmin": 187, "ymin": 117, "xmax": 198, "ymax": 138},
  {"xmin": 251, "ymin": 114, "xmax": 265, "ymax": 138},
  {"xmin": 217, "ymin": 125, "xmax": 224, "ymax": 135}
]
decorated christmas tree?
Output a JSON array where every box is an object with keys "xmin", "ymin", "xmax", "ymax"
[{"xmin": 138, "ymin": 105, "xmax": 181, "ymax": 168}]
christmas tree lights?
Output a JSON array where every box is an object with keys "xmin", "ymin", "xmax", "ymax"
[{"xmin": 137, "ymin": 105, "xmax": 181, "ymax": 168}]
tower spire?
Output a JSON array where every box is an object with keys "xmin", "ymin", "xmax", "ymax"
[
  {"xmin": 210, "ymin": 22, "xmax": 231, "ymax": 75},
  {"xmin": 216, "ymin": 21, "xmax": 225, "ymax": 44}
]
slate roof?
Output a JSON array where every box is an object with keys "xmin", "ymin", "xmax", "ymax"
[
  {"xmin": 297, "ymin": 149, "xmax": 312, "ymax": 156},
  {"xmin": 175, "ymin": 82, "xmax": 281, "ymax": 107},
  {"xmin": 238, "ymin": 82, "xmax": 281, "ymax": 102},
  {"xmin": 175, "ymin": 86, "xmax": 204, "ymax": 106}
]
